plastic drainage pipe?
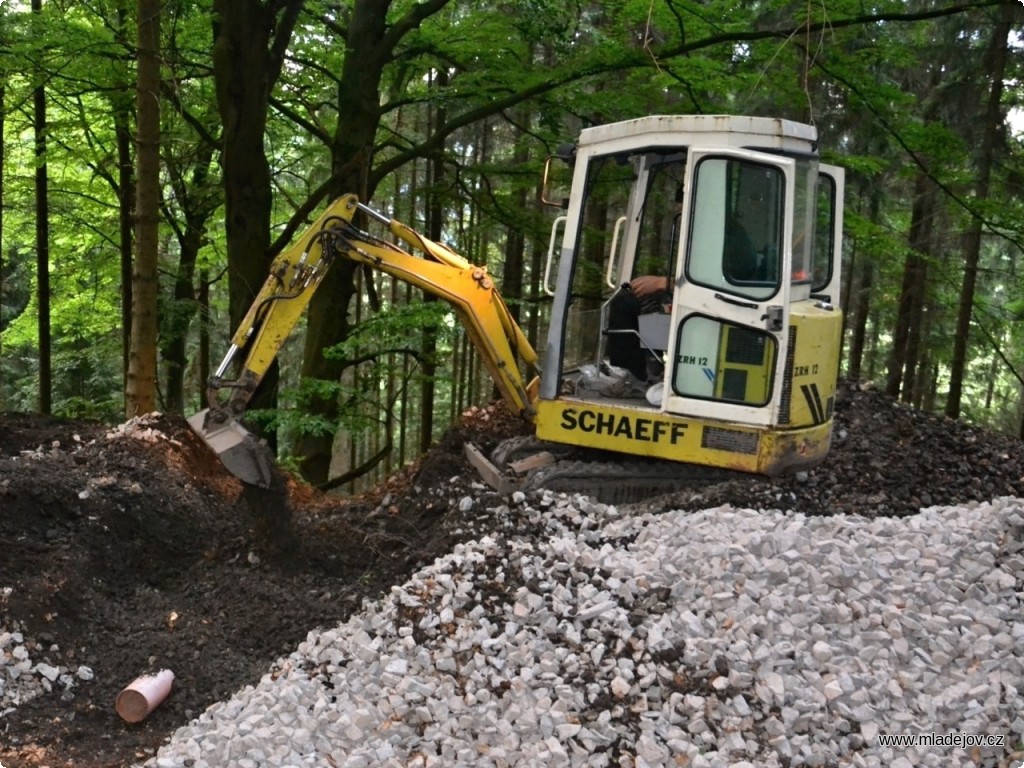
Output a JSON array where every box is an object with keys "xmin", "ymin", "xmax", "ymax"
[{"xmin": 116, "ymin": 669, "xmax": 175, "ymax": 723}]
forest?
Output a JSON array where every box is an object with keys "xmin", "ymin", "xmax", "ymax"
[{"xmin": 0, "ymin": 0, "xmax": 1022, "ymax": 493}]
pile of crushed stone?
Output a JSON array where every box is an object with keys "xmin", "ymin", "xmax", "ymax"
[{"xmin": 141, "ymin": 493, "xmax": 1024, "ymax": 767}]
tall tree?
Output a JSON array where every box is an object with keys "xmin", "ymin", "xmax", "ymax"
[
  {"xmin": 160, "ymin": 5, "xmax": 223, "ymax": 414},
  {"xmin": 294, "ymin": 0, "xmax": 457, "ymax": 484},
  {"xmin": 0, "ymin": 83, "xmax": 5, "ymax": 408},
  {"xmin": 886, "ymin": 171, "xmax": 935, "ymax": 399},
  {"xmin": 125, "ymin": 0, "xmax": 162, "ymax": 416},
  {"xmin": 161, "ymin": 142, "xmax": 220, "ymax": 412},
  {"xmin": 419, "ymin": 70, "xmax": 448, "ymax": 455},
  {"xmin": 0, "ymin": 0, "xmax": 7, "ymax": 408},
  {"xmin": 31, "ymin": 0, "xmax": 51, "ymax": 415},
  {"xmin": 945, "ymin": 3, "xmax": 1014, "ymax": 418},
  {"xmin": 113, "ymin": 1, "xmax": 136, "ymax": 391},
  {"xmin": 210, "ymin": 0, "xmax": 305, "ymax": 429}
]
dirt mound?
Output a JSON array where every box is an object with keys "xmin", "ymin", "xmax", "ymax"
[
  {"xmin": 640, "ymin": 380, "xmax": 1024, "ymax": 519},
  {"xmin": 0, "ymin": 407, "xmax": 516, "ymax": 766},
  {"xmin": 0, "ymin": 384, "xmax": 1022, "ymax": 767}
]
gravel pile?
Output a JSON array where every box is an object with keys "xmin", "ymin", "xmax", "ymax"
[
  {"xmin": 0, "ymin": 605, "xmax": 95, "ymax": 717},
  {"xmin": 140, "ymin": 491, "xmax": 1024, "ymax": 768}
]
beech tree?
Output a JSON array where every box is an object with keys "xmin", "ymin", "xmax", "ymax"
[
  {"xmin": 124, "ymin": 0, "xmax": 161, "ymax": 416},
  {"xmin": 31, "ymin": 0, "xmax": 51, "ymax": 414}
]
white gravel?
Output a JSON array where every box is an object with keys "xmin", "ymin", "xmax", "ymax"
[
  {"xmin": 0, "ymin": 589, "xmax": 96, "ymax": 717},
  {"xmin": 139, "ymin": 494, "xmax": 1024, "ymax": 768}
]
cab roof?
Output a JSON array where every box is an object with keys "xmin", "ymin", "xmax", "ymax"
[{"xmin": 577, "ymin": 115, "xmax": 819, "ymax": 156}]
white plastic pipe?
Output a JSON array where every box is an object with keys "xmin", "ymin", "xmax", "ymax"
[{"xmin": 115, "ymin": 669, "xmax": 174, "ymax": 723}]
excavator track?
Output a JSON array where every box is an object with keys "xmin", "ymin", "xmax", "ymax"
[
  {"xmin": 478, "ymin": 436, "xmax": 748, "ymax": 506},
  {"xmin": 519, "ymin": 458, "xmax": 746, "ymax": 505}
]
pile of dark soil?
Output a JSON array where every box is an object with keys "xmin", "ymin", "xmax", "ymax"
[
  {"xmin": 652, "ymin": 380, "xmax": 1024, "ymax": 519},
  {"xmin": 0, "ymin": 381, "xmax": 1021, "ymax": 767}
]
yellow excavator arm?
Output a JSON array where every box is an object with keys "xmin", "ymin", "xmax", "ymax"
[{"xmin": 190, "ymin": 194, "xmax": 539, "ymax": 487}]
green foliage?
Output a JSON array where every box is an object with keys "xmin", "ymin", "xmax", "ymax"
[
  {"xmin": 323, "ymin": 300, "xmax": 454, "ymax": 362},
  {"xmin": 3, "ymin": 0, "xmax": 1024, "ymax": 462},
  {"xmin": 0, "ymin": 247, "xmax": 33, "ymax": 335},
  {"xmin": 268, "ymin": 299, "xmax": 458, "ymax": 447}
]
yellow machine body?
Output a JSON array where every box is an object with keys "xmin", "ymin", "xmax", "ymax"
[{"xmin": 533, "ymin": 304, "xmax": 842, "ymax": 476}]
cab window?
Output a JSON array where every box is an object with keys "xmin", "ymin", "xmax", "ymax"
[{"xmin": 685, "ymin": 157, "xmax": 783, "ymax": 303}]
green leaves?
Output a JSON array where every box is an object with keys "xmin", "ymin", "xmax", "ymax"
[{"xmin": 3, "ymin": 0, "xmax": 1023, "ymax": 455}]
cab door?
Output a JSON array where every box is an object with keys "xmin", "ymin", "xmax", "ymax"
[{"xmin": 663, "ymin": 149, "xmax": 797, "ymax": 427}]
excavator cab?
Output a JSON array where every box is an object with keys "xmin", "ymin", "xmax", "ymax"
[{"xmin": 537, "ymin": 116, "xmax": 844, "ymax": 476}]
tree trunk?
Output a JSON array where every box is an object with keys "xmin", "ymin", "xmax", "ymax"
[
  {"xmin": 396, "ymin": 159, "xmax": 416, "ymax": 470},
  {"xmin": 295, "ymin": 0, "xmax": 390, "ymax": 484},
  {"xmin": 125, "ymin": 0, "xmax": 161, "ymax": 417},
  {"xmin": 294, "ymin": 0, "xmax": 461, "ymax": 484},
  {"xmin": 866, "ymin": 302, "xmax": 881, "ymax": 382},
  {"xmin": 198, "ymin": 268, "xmax": 211, "ymax": 403},
  {"xmin": 910, "ymin": 308, "xmax": 934, "ymax": 409},
  {"xmin": 945, "ymin": 6, "xmax": 1011, "ymax": 419},
  {"xmin": 843, "ymin": 184, "xmax": 877, "ymax": 382},
  {"xmin": 846, "ymin": 259, "xmax": 871, "ymax": 383},
  {"xmin": 115, "ymin": 108, "xmax": 135, "ymax": 393},
  {"xmin": 419, "ymin": 70, "xmax": 448, "ymax": 455},
  {"xmin": 210, "ymin": 0, "xmax": 303, "ymax": 431},
  {"xmin": 32, "ymin": 0, "xmax": 51, "ymax": 415},
  {"xmin": 162, "ymin": 228, "xmax": 200, "ymax": 413},
  {"xmin": 113, "ymin": 2, "xmax": 134, "ymax": 393},
  {"xmin": 885, "ymin": 172, "xmax": 932, "ymax": 399},
  {"xmin": 501, "ymin": 120, "xmax": 529, "ymax": 326},
  {"xmin": 162, "ymin": 145, "xmax": 217, "ymax": 413},
  {"xmin": 900, "ymin": 229, "xmax": 930, "ymax": 404},
  {"xmin": 0, "ymin": 81, "xmax": 4, "ymax": 406},
  {"xmin": 527, "ymin": 159, "xmax": 549, "ymax": 352}
]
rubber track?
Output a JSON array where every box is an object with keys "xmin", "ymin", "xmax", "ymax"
[{"xmin": 517, "ymin": 456, "xmax": 747, "ymax": 505}]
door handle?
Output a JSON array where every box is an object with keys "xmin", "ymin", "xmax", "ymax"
[{"xmin": 713, "ymin": 292, "xmax": 758, "ymax": 310}]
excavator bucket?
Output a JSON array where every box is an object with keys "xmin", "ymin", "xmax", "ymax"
[{"xmin": 186, "ymin": 409, "xmax": 276, "ymax": 489}]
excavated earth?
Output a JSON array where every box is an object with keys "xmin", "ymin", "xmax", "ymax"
[{"xmin": 1, "ymin": 380, "xmax": 1023, "ymax": 767}]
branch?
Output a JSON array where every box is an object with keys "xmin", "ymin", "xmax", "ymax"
[
  {"xmin": 269, "ymin": 0, "xmax": 307, "ymax": 81},
  {"xmin": 812, "ymin": 55, "xmax": 1024, "ymax": 254},
  {"xmin": 161, "ymin": 80, "xmax": 220, "ymax": 150},
  {"xmin": 335, "ymin": 347, "xmax": 426, "ymax": 368},
  {"xmin": 659, "ymin": 0, "xmax": 1012, "ymax": 54},
  {"xmin": 370, "ymin": 1, "xmax": 1009, "ymax": 185},
  {"xmin": 270, "ymin": 93, "xmax": 332, "ymax": 145},
  {"xmin": 383, "ymin": 0, "xmax": 454, "ymax": 53},
  {"xmin": 973, "ymin": 314, "xmax": 1024, "ymax": 389},
  {"xmin": 267, "ymin": 169, "xmax": 346, "ymax": 256},
  {"xmin": 318, "ymin": 440, "xmax": 392, "ymax": 491}
]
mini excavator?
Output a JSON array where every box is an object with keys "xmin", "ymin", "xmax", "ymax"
[{"xmin": 189, "ymin": 115, "xmax": 845, "ymax": 501}]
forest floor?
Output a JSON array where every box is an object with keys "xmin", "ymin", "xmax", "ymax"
[{"xmin": 1, "ymin": 381, "xmax": 1023, "ymax": 767}]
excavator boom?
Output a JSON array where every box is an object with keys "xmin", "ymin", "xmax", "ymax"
[{"xmin": 191, "ymin": 194, "xmax": 539, "ymax": 487}]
